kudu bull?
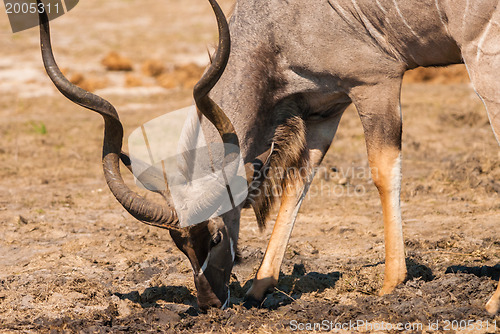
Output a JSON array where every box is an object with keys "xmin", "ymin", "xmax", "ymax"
[{"xmin": 38, "ymin": 0, "xmax": 499, "ymax": 313}]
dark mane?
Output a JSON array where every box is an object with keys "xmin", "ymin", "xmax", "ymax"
[{"xmin": 250, "ymin": 98, "xmax": 309, "ymax": 229}]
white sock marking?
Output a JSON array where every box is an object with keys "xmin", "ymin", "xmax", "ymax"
[
  {"xmin": 199, "ymin": 252, "xmax": 210, "ymax": 276},
  {"xmin": 390, "ymin": 154, "xmax": 402, "ymax": 225}
]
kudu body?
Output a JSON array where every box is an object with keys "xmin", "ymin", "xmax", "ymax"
[{"xmin": 39, "ymin": 0, "xmax": 500, "ymax": 313}]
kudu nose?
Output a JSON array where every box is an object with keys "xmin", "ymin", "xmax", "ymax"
[
  {"xmin": 198, "ymin": 297, "xmax": 223, "ymax": 312},
  {"xmin": 195, "ymin": 274, "xmax": 224, "ymax": 311},
  {"xmin": 198, "ymin": 293, "xmax": 222, "ymax": 312}
]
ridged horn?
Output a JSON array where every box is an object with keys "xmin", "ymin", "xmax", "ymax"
[
  {"xmin": 38, "ymin": 0, "xmax": 234, "ymax": 229},
  {"xmin": 194, "ymin": 0, "xmax": 239, "ymax": 164}
]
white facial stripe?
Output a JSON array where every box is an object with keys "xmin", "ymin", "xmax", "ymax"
[
  {"xmin": 221, "ymin": 290, "xmax": 230, "ymax": 309},
  {"xmin": 200, "ymin": 234, "xmax": 235, "ymax": 276},
  {"xmin": 230, "ymin": 237, "xmax": 235, "ymax": 262},
  {"xmin": 199, "ymin": 251, "xmax": 210, "ymax": 276}
]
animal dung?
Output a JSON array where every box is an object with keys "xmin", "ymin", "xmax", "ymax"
[{"xmin": 101, "ymin": 51, "xmax": 133, "ymax": 71}]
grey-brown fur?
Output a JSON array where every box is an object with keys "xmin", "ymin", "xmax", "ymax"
[{"xmin": 206, "ymin": 0, "xmax": 500, "ymax": 312}]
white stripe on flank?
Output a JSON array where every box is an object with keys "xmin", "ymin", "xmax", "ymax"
[
  {"xmin": 328, "ymin": 0, "xmax": 357, "ymax": 28},
  {"xmin": 476, "ymin": 19, "xmax": 493, "ymax": 62},
  {"xmin": 434, "ymin": 0, "xmax": 451, "ymax": 35},
  {"xmin": 392, "ymin": 0, "xmax": 421, "ymax": 40},
  {"xmin": 351, "ymin": 0, "xmax": 402, "ymax": 61},
  {"xmin": 375, "ymin": 0, "xmax": 387, "ymax": 14},
  {"xmin": 462, "ymin": 0, "xmax": 470, "ymax": 36}
]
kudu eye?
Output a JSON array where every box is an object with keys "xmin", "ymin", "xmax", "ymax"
[{"xmin": 210, "ymin": 231, "xmax": 223, "ymax": 247}]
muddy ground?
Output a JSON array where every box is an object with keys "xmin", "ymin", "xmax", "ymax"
[{"xmin": 0, "ymin": 0, "xmax": 499, "ymax": 333}]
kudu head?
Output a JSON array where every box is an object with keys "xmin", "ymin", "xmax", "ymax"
[{"xmin": 37, "ymin": 0, "xmax": 257, "ymax": 310}]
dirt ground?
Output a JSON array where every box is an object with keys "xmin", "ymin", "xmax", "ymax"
[{"xmin": 0, "ymin": 0, "xmax": 499, "ymax": 333}]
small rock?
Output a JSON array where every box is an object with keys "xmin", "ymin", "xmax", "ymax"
[{"xmin": 111, "ymin": 295, "xmax": 132, "ymax": 318}]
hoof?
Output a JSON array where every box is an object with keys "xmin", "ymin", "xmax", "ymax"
[
  {"xmin": 243, "ymin": 295, "xmax": 263, "ymax": 309},
  {"xmin": 379, "ymin": 279, "xmax": 404, "ymax": 296},
  {"xmin": 485, "ymin": 299, "xmax": 499, "ymax": 315}
]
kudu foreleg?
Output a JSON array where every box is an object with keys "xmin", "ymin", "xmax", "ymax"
[
  {"xmin": 244, "ymin": 178, "xmax": 313, "ymax": 305},
  {"xmin": 370, "ymin": 145, "xmax": 406, "ymax": 295},
  {"xmin": 352, "ymin": 81, "xmax": 407, "ymax": 295},
  {"xmin": 245, "ymin": 113, "xmax": 343, "ymax": 306}
]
